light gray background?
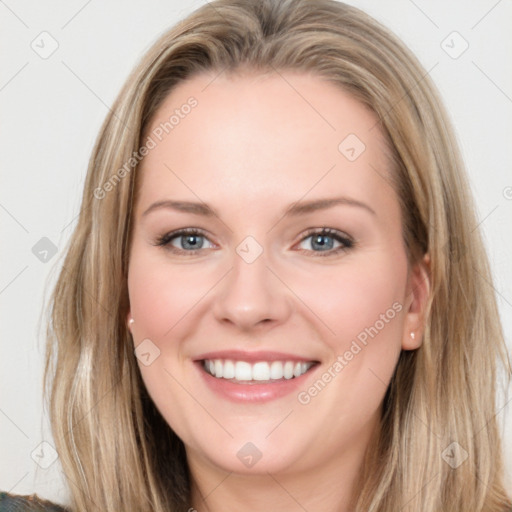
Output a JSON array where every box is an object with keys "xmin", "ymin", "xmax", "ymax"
[{"xmin": 1, "ymin": 0, "xmax": 511, "ymax": 505}]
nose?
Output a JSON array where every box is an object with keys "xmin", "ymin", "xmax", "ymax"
[{"xmin": 212, "ymin": 245, "xmax": 293, "ymax": 332}]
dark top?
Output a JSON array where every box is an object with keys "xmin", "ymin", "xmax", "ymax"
[{"xmin": 0, "ymin": 492, "xmax": 69, "ymax": 511}]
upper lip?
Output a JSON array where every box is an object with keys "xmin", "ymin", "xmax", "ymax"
[{"xmin": 194, "ymin": 350, "xmax": 319, "ymax": 363}]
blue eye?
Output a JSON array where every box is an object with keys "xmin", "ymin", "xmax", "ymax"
[
  {"xmin": 297, "ymin": 228, "xmax": 353, "ymax": 256},
  {"xmin": 155, "ymin": 227, "xmax": 354, "ymax": 257},
  {"xmin": 155, "ymin": 228, "xmax": 214, "ymax": 254}
]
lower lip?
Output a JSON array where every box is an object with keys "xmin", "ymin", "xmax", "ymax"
[{"xmin": 195, "ymin": 361, "xmax": 318, "ymax": 403}]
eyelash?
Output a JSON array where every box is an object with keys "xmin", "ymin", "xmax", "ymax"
[{"xmin": 154, "ymin": 227, "xmax": 354, "ymax": 257}]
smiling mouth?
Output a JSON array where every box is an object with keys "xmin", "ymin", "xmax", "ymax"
[{"xmin": 201, "ymin": 358, "xmax": 318, "ymax": 383}]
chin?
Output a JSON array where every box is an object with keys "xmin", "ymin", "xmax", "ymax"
[{"xmin": 198, "ymin": 440, "xmax": 303, "ymax": 475}]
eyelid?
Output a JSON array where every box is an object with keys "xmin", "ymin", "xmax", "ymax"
[
  {"xmin": 293, "ymin": 227, "xmax": 354, "ymax": 257},
  {"xmin": 154, "ymin": 226, "xmax": 354, "ymax": 256},
  {"xmin": 154, "ymin": 227, "xmax": 214, "ymax": 250},
  {"xmin": 297, "ymin": 227, "xmax": 353, "ymax": 244}
]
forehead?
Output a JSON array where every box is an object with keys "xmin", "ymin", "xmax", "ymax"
[{"xmin": 136, "ymin": 71, "xmax": 395, "ymax": 216}]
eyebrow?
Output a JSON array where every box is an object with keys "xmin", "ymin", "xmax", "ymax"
[{"xmin": 141, "ymin": 196, "xmax": 376, "ymax": 218}]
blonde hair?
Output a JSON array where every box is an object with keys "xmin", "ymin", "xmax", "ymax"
[{"xmin": 44, "ymin": 0, "xmax": 512, "ymax": 510}]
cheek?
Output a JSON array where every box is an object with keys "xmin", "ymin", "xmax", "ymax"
[
  {"xmin": 127, "ymin": 251, "xmax": 212, "ymax": 342},
  {"xmin": 292, "ymin": 258, "xmax": 406, "ymax": 431},
  {"xmin": 294, "ymin": 254, "xmax": 407, "ymax": 348},
  {"xmin": 126, "ymin": 252, "xmax": 205, "ymax": 437},
  {"xmin": 292, "ymin": 253, "xmax": 407, "ymax": 412}
]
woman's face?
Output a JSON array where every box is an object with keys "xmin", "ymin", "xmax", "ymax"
[{"xmin": 127, "ymin": 71, "xmax": 429, "ymax": 478}]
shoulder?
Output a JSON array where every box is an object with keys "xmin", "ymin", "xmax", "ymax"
[{"xmin": 0, "ymin": 492, "xmax": 69, "ymax": 511}]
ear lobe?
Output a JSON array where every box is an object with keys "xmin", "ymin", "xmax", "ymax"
[
  {"xmin": 402, "ymin": 253, "xmax": 431, "ymax": 350},
  {"xmin": 127, "ymin": 313, "xmax": 134, "ymax": 330}
]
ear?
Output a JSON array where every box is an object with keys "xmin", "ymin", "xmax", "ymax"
[{"xmin": 401, "ymin": 253, "xmax": 431, "ymax": 350}]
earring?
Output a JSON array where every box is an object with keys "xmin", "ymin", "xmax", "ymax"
[
  {"xmin": 128, "ymin": 318, "xmax": 135, "ymax": 327},
  {"xmin": 410, "ymin": 331, "xmax": 415, "ymax": 340}
]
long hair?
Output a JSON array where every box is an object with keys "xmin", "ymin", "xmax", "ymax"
[{"xmin": 44, "ymin": 0, "xmax": 512, "ymax": 510}]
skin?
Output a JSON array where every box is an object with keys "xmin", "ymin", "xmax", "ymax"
[{"xmin": 126, "ymin": 70, "xmax": 430, "ymax": 512}]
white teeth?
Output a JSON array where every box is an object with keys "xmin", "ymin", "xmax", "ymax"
[
  {"xmin": 235, "ymin": 361, "xmax": 252, "ymax": 381},
  {"xmin": 214, "ymin": 359, "xmax": 223, "ymax": 378},
  {"xmin": 223, "ymin": 359, "xmax": 235, "ymax": 379},
  {"xmin": 270, "ymin": 361, "xmax": 283, "ymax": 379},
  {"xmin": 203, "ymin": 359, "xmax": 314, "ymax": 382},
  {"xmin": 283, "ymin": 361, "xmax": 294, "ymax": 379},
  {"xmin": 252, "ymin": 362, "xmax": 270, "ymax": 381}
]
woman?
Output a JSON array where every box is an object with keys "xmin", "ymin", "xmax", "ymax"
[{"xmin": 3, "ymin": 0, "xmax": 511, "ymax": 510}]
